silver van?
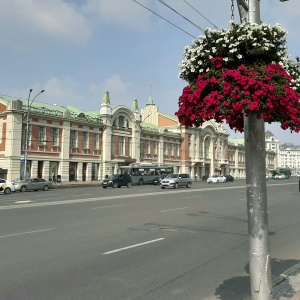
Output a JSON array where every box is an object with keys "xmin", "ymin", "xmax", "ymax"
[{"xmin": 160, "ymin": 173, "xmax": 192, "ymax": 189}]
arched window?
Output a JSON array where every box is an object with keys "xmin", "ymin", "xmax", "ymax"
[{"xmin": 204, "ymin": 137, "xmax": 211, "ymax": 159}]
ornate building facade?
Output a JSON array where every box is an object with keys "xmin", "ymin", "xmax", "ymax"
[{"xmin": 0, "ymin": 91, "xmax": 275, "ymax": 182}]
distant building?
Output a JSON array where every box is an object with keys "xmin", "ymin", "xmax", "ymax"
[
  {"xmin": 265, "ymin": 130, "xmax": 280, "ymax": 168},
  {"xmin": 0, "ymin": 92, "xmax": 277, "ymax": 181},
  {"xmin": 278, "ymin": 144, "xmax": 300, "ymax": 170}
]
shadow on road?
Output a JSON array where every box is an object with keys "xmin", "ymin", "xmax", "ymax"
[{"xmin": 214, "ymin": 258, "xmax": 299, "ymax": 300}]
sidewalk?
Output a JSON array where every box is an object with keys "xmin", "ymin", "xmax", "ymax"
[
  {"xmin": 272, "ymin": 263, "xmax": 300, "ymax": 300},
  {"xmin": 243, "ymin": 264, "xmax": 300, "ymax": 300}
]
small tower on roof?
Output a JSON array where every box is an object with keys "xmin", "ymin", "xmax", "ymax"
[
  {"xmin": 131, "ymin": 98, "xmax": 140, "ymax": 120},
  {"xmin": 100, "ymin": 90, "xmax": 112, "ymax": 116}
]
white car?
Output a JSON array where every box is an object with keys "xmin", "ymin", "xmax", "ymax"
[
  {"xmin": 275, "ymin": 173, "xmax": 285, "ymax": 180},
  {"xmin": 207, "ymin": 175, "xmax": 226, "ymax": 184},
  {"xmin": 0, "ymin": 178, "xmax": 16, "ymax": 194}
]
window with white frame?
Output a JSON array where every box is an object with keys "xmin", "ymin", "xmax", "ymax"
[
  {"xmin": 118, "ymin": 136, "xmax": 125, "ymax": 156},
  {"xmin": 146, "ymin": 140, "xmax": 150, "ymax": 154},
  {"xmin": 171, "ymin": 144, "xmax": 174, "ymax": 156},
  {"xmin": 118, "ymin": 116, "xmax": 125, "ymax": 127},
  {"xmin": 71, "ymin": 130, "xmax": 78, "ymax": 148},
  {"xmin": 153, "ymin": 141, "xmax": 157, "ymax": 155},
  {"xmin": 83, "ymin": 132, "xmax": 89, "ymax": 149},
  {"xmin": 94, "ymin": 133, "xmax": 99, "ymax": 149},
  {"xmin": 163, "ymin": 143, "xmax": 167, "ymax": 155},
  {"xmin": 52, "ymin": 128, "xmax": 59, "ymax": 146},
  {"xmin": 38, "ymin": 126, "xmax": 46, "ymax": 145}
]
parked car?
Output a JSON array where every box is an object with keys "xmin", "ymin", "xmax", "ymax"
[
  {"xmin": 0, "ymin": 178, "xmax": 16, "ymax": 194},
  {"xmin": 14, "ymin": 178, "xmax": 52, "ymax": 192},
  {"xmin": 207, "ymin": 175, "xmax": 226, "ymax": 184},
  {"xmin": 274, "ymin": 173, "xmax": 286, "ymax": 180},
  {"xmin": 153, "ymin": 174, "xmax": 167, "ymax": 185},
  {"xmin": 102, "ymin": 174, "xmax": 132, "ymax": 188},
  {"xmin": 225, "ymin": 175, "xmax": 234, "ymax": 182},
  {"xmin": 160, "ymin": 173, "xmax": 192, "ymax": 189}
]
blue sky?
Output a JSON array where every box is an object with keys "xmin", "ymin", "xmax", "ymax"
[{"xmin": 1, "ymin": 0, "xmax": 300, "ymax": 144}]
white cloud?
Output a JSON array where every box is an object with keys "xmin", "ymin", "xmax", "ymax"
[
  {"xmin": 82, "ymin": 0, "xmax": 153, "ymax": 31},
  {"xmin": 42, "ymin": 77, "xmax": 85, "ymax": 107},
  {"xmin": 0, "ymin": 0, "xmax": 92, "ymax": 49}
]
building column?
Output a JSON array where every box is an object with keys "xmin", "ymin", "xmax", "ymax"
[
  {"xmin": 86, "ymin": 162, "xmax": 92, "ymax": 182},
  {"xmin": 158, "ymin": 136, "xmax": 164, "ymax": 165},
  {"xmin": 31, "ymin": 160, "xmax": 38, "ymax": 178},
  {"xmin": 43, "ymin": 161, "xmax": 50, "ymax": 181},
  {"xmin": 77, "ymin": 163, "xmax": 83, "ymax": 181},
  {"xmin": 59, "ymin": 161, "xmax": 70, "ymax": 182}
]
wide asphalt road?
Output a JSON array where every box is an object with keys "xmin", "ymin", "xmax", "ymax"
[{"xmin": 1, "ymin": 179, "xmax": 300, "ymax": 300}]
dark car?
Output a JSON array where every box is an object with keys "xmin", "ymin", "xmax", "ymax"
[
  {"xmin": 225, "ymin": 175, "xmax": 234, "ymax": 182},
  {"xmin": 102, "ymin": 174, "xmax": 132, "ymax": 188},
  {"xmin": 153, "ymin": 174, "xmax": 167, "ymax": 185}
]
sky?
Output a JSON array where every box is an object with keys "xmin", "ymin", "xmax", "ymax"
[{"xmin": 1, "ymin": 0, "xmax": 300, "ymax": 145}]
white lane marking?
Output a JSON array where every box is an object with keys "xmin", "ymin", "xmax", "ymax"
[
  {"xmin": 184, "ymin": 195, "xmax": 200, "ymax": 198},
  {"xmin": 15, "ymin": 200, "xmax": 32, "ymax": 204},
  {"xmin": 160, "ymin": 207, "xmax": 189, "ymax": 212},
  {"xmin": 0, "ymin": 182, "xmax": 297, "ymax": 210},
  {"xmin": 102, "ymin": 238, "xmax": 165, "ymax": 255},
  {"xmin": 0, "ymin": 228, "xmax": 54, "ymax": 239},
  {"xmin": 92, "ymin": 204, "xmax": 125, "ymax": 210}
]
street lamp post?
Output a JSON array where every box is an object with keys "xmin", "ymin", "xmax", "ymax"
[{"xmin": 23, "ymin": 89, "xmax": 45, "ymax": 179}]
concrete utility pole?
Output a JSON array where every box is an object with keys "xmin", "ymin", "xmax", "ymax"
[{"xmin": 236, "ymin": 1, "xmax": 272, "ymax": 299}]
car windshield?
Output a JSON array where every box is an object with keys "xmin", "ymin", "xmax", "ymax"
[
  {"xmin": 109, "ymin": 175, "xmax": 118, "ymax": 180},
  {"xmin": 212, "ymin": 175, "xmax": 219, "ymax": 178}
]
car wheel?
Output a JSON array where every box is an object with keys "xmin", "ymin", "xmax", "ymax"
[
  {"xmin": 112, "ymin": 182, "xmax": 118, "ymax": 188},
  {"xmin": 217, "ymin": 180, "xmax": 219, "ymax": 183},
  {"xmin": 43, "ymin": 185, "xmax": 49, "ymax": 191},
  {"xmin": 139, "ymin": 179, "xmax": 144, "ymax": 185},
  {"xmin": 4, "ymin": 187, "xmax": 11, "ymax": 194},
  {"xmin": 103, "ymin": 186, "xmax": 107, "ymax": 189},
  {"xmin": 174, "ymin": 182, "xmax": 178, "ymax": 189},
  {"xmin": 118, "ymin": 185, "xmax": 121, "ymax": 188},
  {"xmin": 20, "ymin": 185, "xmax": 27, "ymax": 192},
  {"xmin": 127, "ymin": 182, "xmax": 132, "ymax": 188},
  {"xmin": 161, "ymin": 186, "xmax": 165, "ymax": 189},
  {"xmin": 187, "ymin": 182, "xmax": 191, "ymax": 188}
]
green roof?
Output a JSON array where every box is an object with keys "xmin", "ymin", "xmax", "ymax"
[
  {"xmin": 159, "ymin": 112, "xmax": 178, "ymax": 122},
  {"xmin": 141, "ymin": 122, "xmax": 159, "ymax": 129},
  {"xmin": 229, "ymin": 138, "xmax": 245, "ymax": 145}
]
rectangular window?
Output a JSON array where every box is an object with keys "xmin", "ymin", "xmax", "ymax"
[
  {"xmin": 38, "ymin": 126, "xmax": 46, "ymax": 145},
  {"xmin": 153, "ymin": 141, "xmax": 157, "ymax": 155},
  {"xmin": 94, "ymin": 133, "xmax": 99, "ymax": 149},
  {"xmin": 52, "ymin": 128, "xmax": 59, "ymax": 146},
  {"xmin": 118, "ymin": 136, "xmax": 124, "ymax": 156},
  {"xmin": 83, "ymin": 132, "xmax": 89, "ymax": 149},
  {"xmin": 171, "ymin": 144, "xmax": 174, "ymax": 156},
  {"xmin": 146, "ymin": 140, "xmax": 150, "ymax": 154},
  {"xmin": 118, "ymin": 116, "xmax": 125, "ymax": 127},
  {"xmin": 71, "ymin": 130, "xmax": 78, "ymax": 148},
  {"xmin": 163, "ymin": 143, "xmax": 167, "ymax": 155}
]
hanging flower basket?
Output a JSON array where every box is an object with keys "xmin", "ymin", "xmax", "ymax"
[{"xmin": 176, "ymin": 21, "xmax": 300, "ymax": 133}]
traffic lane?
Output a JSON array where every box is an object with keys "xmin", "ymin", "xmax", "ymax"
[
  {"xmin": 0, "ymin": 203, "xmax": 249, "ymax": 300},
  {"xmin": 0, "ymin": 179, "xmax": 248, "ymax": 206}
]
